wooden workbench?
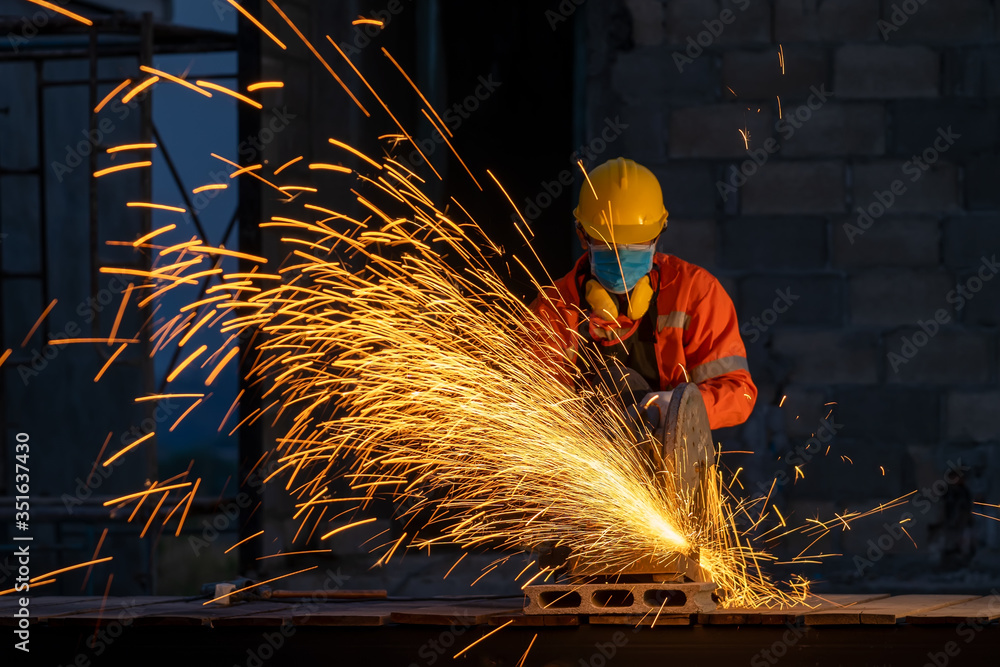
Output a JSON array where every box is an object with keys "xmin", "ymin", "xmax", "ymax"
[{"xmin": 3, "ymin": 593, "xmax": 999, "ymax": 665}]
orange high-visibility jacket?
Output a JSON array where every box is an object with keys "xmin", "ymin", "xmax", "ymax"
[{"xmin": 530, "ymin": 253, "xmax": 757, "ymax": 429}]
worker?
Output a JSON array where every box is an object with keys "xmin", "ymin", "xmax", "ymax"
[{"xmin": 529, "ymin": 157, "xmax": 756, "ymax": 431}]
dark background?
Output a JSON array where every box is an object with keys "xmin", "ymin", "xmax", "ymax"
[{"xmin": 0, "ymin": 0, "xmax": 998, "ymax": 599}]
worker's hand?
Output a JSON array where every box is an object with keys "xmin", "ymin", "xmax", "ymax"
[{"xmin": 638, "ymin": 390, "xmax": 673, "ymax": 429}]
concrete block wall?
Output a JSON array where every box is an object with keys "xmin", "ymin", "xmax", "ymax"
[{"xmin": 586, "ymin": 0, "xmax": 1000, "ymax": 588}]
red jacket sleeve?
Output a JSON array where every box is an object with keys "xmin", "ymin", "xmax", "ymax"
[{"xmin": 683, "ymin": 274, "xmax": 757, "ymax": 429}]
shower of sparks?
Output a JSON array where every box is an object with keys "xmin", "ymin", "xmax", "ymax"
[{"xmin": 17, "ymin": 3, "xmax": 932, "ymax": 612}]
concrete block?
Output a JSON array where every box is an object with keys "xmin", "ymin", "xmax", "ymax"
[
  {"xmin": 669, "ymin": 104, "xmax": 773, "ymax": 158},
  {"xmin": 612, "ymin": 46, "xmax": 717, "ymax": 104},
  {"xmin": 965, "ymin": 157, "xmax": 1000, "ymax": 211},
  {"xmin": 832, "ymin": 217, "xmax": 939, "ymax": 267},
  {"xmin": 890, "ymin": 102, "xmax": 995, "ymax": 158},
  {"xmin": 741, "ymin": 161, "xmax": 845, "ymax": 215},
  {"xmin": 779, "ymin": 104, "xmax": 885, "ymax": 157},
  {"xmin": 852, "ymin": 161, "xmax": 960, "ymax": 215},
  {"xmin": 720, "ymin": 217, "xmax": 827, "ymax": 270},
  {"xmin": 946, "ymin": 391, "xmax": 1000, "ymax": 442},
  {"xmin": 524, "ymin": 581, "xmax": 716, "ymax": 615},
  {"xmin": 665, "ymin": 0, "xmax": 770, "ymax": 46},
  {"xmin": 834, "ymin": 387, "xmax": 940, "ymax": 444},
  {"xmin": 877, "ymin": 0, "xmax": 992, "ymax": 43},
  {"xmin": 625, "ymin": 0, "xmax": 666, "ymax": 46},
  {"xmin": 955, "ymin": 47, "xmax": 1000, "ymax": 98},
  {"xmin": 943, "ymin": 215, "xmax": 1000, "ymax": 270},
  {"xmin": 653, "ymin": 164, "xmax": 718, "ymax": 217},
  {"xmin": 886, "ymin": 328, "xmax": 994, "ymax": 385},
  {"xmin": 774, "ymin": 0, "xmax": 880, "ymax": 42},
  {"xmin": 722, "ymin": 46, "xmax": 829, "ymax": 100},
  {"xmin": 961, "ymin": 274, "xmax": 1000, "ymax": 326},
  {"xmin": 772, "ymin": 331, "xmax": 880, "ymax": 385},
  {"xmin": 739, "ymin": 275, "xmax": 845, "ymax": 331},
  {"xmin": 849, "ymin": 270, "xmax": 954, "ymax": 327},
  {"xmin": 834, "ymin": 45, "xmax": 939, "ymax": 99},
  {"xmin": 660, "ymin": 218, "xmax": 717, "ymax": 269}
]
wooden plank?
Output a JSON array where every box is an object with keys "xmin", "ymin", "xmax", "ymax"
[
  {"xmin": 0, "ymin": 597, "xmax": 186, "ymax": 625},
  {"xmin": 114, "ymin": 600, "xmax": 297, "ymax": 627},
  {"xmin": 390, "ymin": 598, "xmax": 523, "ymax": 625},
  {"xmin": 907, "ymin": 597, "xmax": 1000, "ymax": 625},
  {"xmin": 805, "ymin": 595, "xmax": 980, "ymax": 626},
  {"xmin": 589, "ymin": 613, "xmax": 690, "ymax": 626},
  {"xmin": 488, "ymin": 611, "xmax": 580, "ymax": 627},
  {"xmin": 698, "ymin": 594, "xmax": 891, "ymax": 626},
  {"xmin": 211, "ymin": 600, "xmax": 434, "ymax": 627}
]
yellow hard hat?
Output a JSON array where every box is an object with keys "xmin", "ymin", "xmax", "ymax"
[{"xmin": 574, "ymin": 157, "xmax": 668, "ymax": 244}]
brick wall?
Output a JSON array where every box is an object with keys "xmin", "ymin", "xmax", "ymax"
[{"xmin": 585, "ymin": 0, "xmax": 1000, "ymax": 588}]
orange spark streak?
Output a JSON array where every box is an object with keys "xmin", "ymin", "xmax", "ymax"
[
  {"xmin": 278, "ymin": 186, "xmax": 317, "ymax": 193},
  {"xmin": 516, "ymin": 634, "xmax": 538, "ymax": 667},
  {"xmin": 256, "ymin": 549, "xmax": 332, "ymax": 560},
  {"xmin": 103, "ymin": 431, "xmax": 155, "ymax": 467},
  {"xmin": 175, "ymin": 477, "xmax": 201, "ymax": 536},
  {"xmin": 778, "ymin": 44, "xmax": 786, "ymax": 74},
  {"xmin": 108, "ymin": 143, "xmax": 156, "ymax": 154},
  {"xmin": 352, "ymin": 17, "xmax": 383, "ymax": 26},
  {"xmin": 20, "ymin": 298, "xmax": 57, "ymax": 347},
  {"xmin": 31, "ymin": 557, "xmax": 113, "ymax": 583},
  {"xmin": 93, "ymin": 343, "xmax": 128, "ymax": 382},
  {"xmin": 138, "ymin": 68, "xmax": 211, "ymax": 98},
  {"xmin": 454, "ymin": 620, "xmax": 514, "ymax": 659},
  {"xmin": 25, "ymin": 0, "xmax": 93, "ymax": 25},
  {"xmin": 779, "ymin": 394, "xmax": 787, "ymax": 407},
  {"xmin": 419, "ymin": 108, "xmax": 481, "ymax": 190},
  {"xmin": 224, "ymin": 530, "xmax": 264, "ymax": 555},
  {"xmin": 0, "ymin": 348, "xmax": 11, "ymax": 369},
  {"xmin": 133, "ymin": 225, "xmax": 176, "ymax": 246},
  {"xmin": 381, "ymin": 47, "xmax": 451, "ymax": 137},
  {"xmin": 178, "ymin": 309, "xmax": 216, "ymax": 347},
  {"xmin": 48, "ymin": 337, "xmax": 138, "ymax": 345},
  {"xmin": 202, "ymin": 565, "xmax": 318, "ymax": 606},
  {"xmin": 108, "ymin": 282, "xmax": 133, "ymax": 344},
  {"xmin": 169, "ymin": 398, "xmax": 204, "ymax": 433},
  {"xmin": 134, "ymin": 393, "xmax": 204, "ymax": 402},
  {"xmin": 121, "ymin": 77, "xmax": 159, "ymax": 104},
  {"xmin": 320, "ymin": 517, "xmax": 377, "ymax": 540},
  {"xmin": 247, "ymin": 81, "xmax": 284, "ymax": 92},
  {"xmin": 227, "ymin": 0, "xmax": 287, "ymax": 49},
  {"xmin": 95, "ymin": 79, "xmax": 131, "ymax": 112},
  {"xmin": 266, "ymin": 1, "xmax": 369, "ymax": 116},
  {"xmin": 195, "ymin": 80, "xmax": 263, "ymax": 109},
  {"xmin": 210, "ymin": 152, "xmax": 286, "ymax": 193},
  {"xmin": 192, "ymin": 183, "xmax": 228, "ymax": 194},
  {"xmin": 206, "ymin": 346, "xmax": 240, "ymax": 386},
  {"xmin": 188, "ymin": 246, "xmax": 268, "ymax": 263},
  {"xmin": 219, "ymin": 389, "xmax": 244, "ymax": 432},
  {"xmin": 777, "ymin": 95, "xmax": 783, "ymax": 119},
  {"xmin": 230, "ymin": 164, "xmax": 263, "ymax": 178},
  {"xmin": 309, "ymin": 163, "xmax": 352, "ymax": 173},
  {"xmin": 166, "ymin": 344, "xmax": 207, "ymax": 383},
  {"xmin": 274, "ymin": 156, "xmax": 303, "ymax": 174},
  {"xmin": 127, "ymin": 202, "xmax": 187, "ymax": 213},
  {"xmin": 94, "ymin": 161, "xmax": 152, "ymax": 178},
  {"xmin": 140, "ymin": 490, "xmax": 170, "ymax": 538},
  {"xmin": 327, "ymin": 138, "xmax": 383, "ymax": 170},
  {"xmin": 325, "ymin": 36, "xmax": 441, "ymax": 178},
  {"xmin": 80, "ymin": 528, "xmax": 109, "ymax": 591}
]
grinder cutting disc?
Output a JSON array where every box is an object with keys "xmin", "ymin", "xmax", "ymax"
[{"xmin": 655, "ymin": 382, "xmax": 714, "ymax": 522}]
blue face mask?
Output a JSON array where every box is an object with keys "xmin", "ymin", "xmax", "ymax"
[{"xmin": 589, "ymin": 243, "xmax": 656, "ymax": 294}]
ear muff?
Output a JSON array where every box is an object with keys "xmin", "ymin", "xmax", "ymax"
[{"xmin": 584, "ymin": 275, "xmax": 654, "ymax": 322}]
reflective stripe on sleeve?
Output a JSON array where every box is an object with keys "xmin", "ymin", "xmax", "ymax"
[
  {"xmin": 656, "ymin": 311, "xmax": 691, "ymax": 332},
  {"xmin": 691, "ymin": 355, "xmax": 749, "ymax": 383}
]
